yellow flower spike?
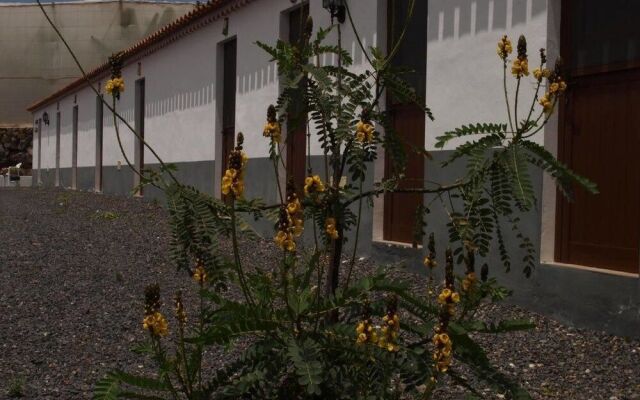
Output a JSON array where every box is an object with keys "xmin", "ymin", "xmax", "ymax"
[
  {"xmin": 355, "ymin": 120, "xmax": 375, "ymax": 144},
  {"xmin": 558, "ymin": 81, "xmax": 567, "ymax": 92},
  {"xmin": 285, "ymin": 239, "xmax": 296, "ymax": 252},
  {"xmin": 511, "ymin": 58, "xmax": 530, "ymax": 77},
  {"xmin": 357, "ymin": 333, "xmax": 367, "ymax": 343},
  {"xmin": 325, "ymin": 217, "xmax": 339, "ymax": 240},
  {"xmin": 497, "ymin": 35, "xmax": 513, "ymax": 59},
  {"xmin": 462, "ymin": 272, "xmax": 477, "ymax": 292},
  {"xmin": 423, "ymin": 256, "xmax": 437, "ymax": 269},
  {"xmin": 451, "ymin": 292, "xmax": 460, "ymax": 303},
  {"xmin": 143, "ymin": 311, "xmax": 169, "ymax": 337},
  {"xmin": 193, "ymin": 263, "xmax": 208, "ymax": 284},
  {"xmin": 274, "ymin": 230, "xmax": 288, "ymax": 249},
  {"xmin": 287, "ymin": 199, "xmax": 301, "ymax": 215},
  {"xmin": 304, "ymin": 175, "xmax": 325, "ymax": 197},
  {"xmin": 538, "ymin": 93, "xmax": 553, "ymax": 113}
]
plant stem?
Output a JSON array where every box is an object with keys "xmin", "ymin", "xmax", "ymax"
[
  {"xmin": 345, "ymin": 181, "xmax": 466, "ymax": 207},
  {"xmin": 503, "ymin": 61, "xmax": 515, "ymax": 134},
  {"xmin": 344, "ymin": 174, "xmax": 364, "ymax": 290},
  {"xmin": 230, "ymin": 201, "xmax": 254, "ymax": 306}
]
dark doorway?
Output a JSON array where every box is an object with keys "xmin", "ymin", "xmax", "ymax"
[
  {"xmin": 135, "ymin": 78, "xmax": 145, "ymax": 195},
  {"xmin": 71, "ymin": 105, "xmax": 78, "ymax": 190},
  {"xmin": 286, "ymin": 3, "xmax": 309, "ymax": 195},
  {"xmin": 383, "ymin": 0, "xmax": 428, "ymax": 244},
  {"xmin": 55, "ymin": 111, "xmax": 61, "ymax": 187},
  {"xmin": 36, "ymin": 118, "xmax": 42, "ymax": 185},
  {"xmin": 556, "ymin": 0, "xmax": 640, "ymax": 274},
  {"xmin": 221, "ymin": 38, "xmax": 237, "ymax": 201},
  {"xmin": 95, "ymin": 95, "xmax": 103, "ymax": 192}
]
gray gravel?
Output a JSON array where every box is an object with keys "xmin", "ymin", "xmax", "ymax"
[{"xmin": 0, "ymin": 187, "xmax": 638, "ymax": 399}]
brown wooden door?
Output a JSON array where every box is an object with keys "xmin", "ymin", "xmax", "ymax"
[
  {"xmin": 556, "ymin": 0, "xmax": 640, "ymax": 274},
  {"xmin": 383, "ymin": 103, "xmax": 425, "ymax": 244},
  {"xmin": 383, "ymin": 0, "xmax": 427, "ymax": 244},
  {"xmin": 221, "ymin": 38, "xmax": 237, "ymax": 195},
  {"xmin": 556, "ymin": 69, "xmax": 640, "ymax": 273},
  {"xmin": 134, "ymin": 79, "xmax": 145, "ymax": 195},
  {"xmin": 286, "ymin": 4, "xmax": 309, "ymax": 194}
]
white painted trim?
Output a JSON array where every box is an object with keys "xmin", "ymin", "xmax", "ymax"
[
  {"xmin": 373, "ymin": 239, "xmax": 423, "ymax": 250},
  {"xmin": 540, "ymin": 261, "xmax": 640, "ymax": 279}
]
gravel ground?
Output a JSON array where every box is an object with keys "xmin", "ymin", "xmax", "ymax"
[{"xmin": 0, "ymin": 187, "xmax": 638, "ymax": 399}]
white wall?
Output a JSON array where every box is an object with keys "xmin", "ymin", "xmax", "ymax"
[
  {"xmin": 32, "ymin": 0, "xmax": 384, "ymax": 177},
  {"xmin": 425, "ymin": 0, "xmax": 549, "ymax": 150}
]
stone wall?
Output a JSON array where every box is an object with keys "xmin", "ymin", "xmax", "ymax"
[{"xmin": 0, "ymin": 127, "xmax": 32, "ymax": 169}]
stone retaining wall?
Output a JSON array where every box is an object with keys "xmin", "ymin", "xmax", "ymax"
[{"xmin": 0, "ymin": 127, "xmax": 32, "ymax": 169}]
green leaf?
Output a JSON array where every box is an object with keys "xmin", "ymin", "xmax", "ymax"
[
  {"xmin": 93, "ymin": 373, "xmax": 120, "ymax": 400},
  {"xmin": 286, "ymin": 338, "xmax": 323, "ymax": 395},
  {"xmin": 436, "ymin": 123, "xmax": 507, "ymax": 149},
  {"xmin": 112, "ymin": 371, "xmax": 169, "ymax": 391}
]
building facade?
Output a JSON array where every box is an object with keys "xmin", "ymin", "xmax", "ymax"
[{"xmin": 28, "ymin": 0, "xmax": 640, "ymax": 336}]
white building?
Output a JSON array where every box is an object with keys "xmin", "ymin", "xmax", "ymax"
[{"xmin": 28, "ymin": 0, "xmax": 640, "ymax": 336}]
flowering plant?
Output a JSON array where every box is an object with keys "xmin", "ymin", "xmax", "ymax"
[{"xmin": 35, "ymin": 0, "xmax": 596, "ymax": 398}]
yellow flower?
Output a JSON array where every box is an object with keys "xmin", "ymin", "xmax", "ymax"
[
  {"xmin": 558, "ymin": 81, "xmax": 567, "ymax": 92},
  {"xmin": 533, "ymin": 67, "xmax": 551, "ymax": 81},
  {"xmin": 451, "ymin": 292, "xmax": 460, "ymax": 303},
  {"xmin": 105, "ymin": 77, "xmax": 125, "ymax": 95},
  {"xmin": 355, "ymin": 121, "xmax": 375, "ymax": 144},
  {"xmin": 143, "ymin": 311, "xmax": 169, "ymax": 337},
  {"xmin": 221, "ymin": 165, "xmax": 245, "ymax": 197},
  {"xmin": 193, "ymin": 263, "xmax": 207, "ymax": 284},
  {"xmin": 549, "ymin": 80, "xmax": 567, "ymax": 94},
  {"xmin": 437, "ymin": 288, "xmax": 460, "ymax": 306},
  {"xmin": 356, "ymin": 319, "xmax": 380, "ymax": 345},
  {"xmin": 432, "ymin": 331, "xmax": 453, "ymax": 372},
  {"xmin": 304, "ymin": 175, "xmax": 325, "ymax": 197},
  {"xmin": 275, "ymin": 230, "xmax": 296, "ymax": 252},
  {"xmin": 274, "ymin": 230, "xmax": 288, "ymax": 247},
  {"xmin": 497, "ymin": 35, "xmax": 513, "ymax": 59},
  {"xmin": 263, "ymin": 121, "xmax": 281, "ymax": 143},
  {"xmin": 538, "ymin": 93, "xmax": 553, "ymax": 113},
  {"xmin": 287, "ymin": 198, "xmax": 301, "ymax": 215},
  {"xmin": 462, "ymin": 272, "xmax": 477, "ymax": 292},
  {"xmin": 511, "ymin": 57, "xmax": 529, "ymax": 77},
  {"xmin": 325, "ymin": 217, "xmax": 339, "ymax": 240},
  {"xmin": 437, "ymin": 288, "xmax": 451, "ymax": 304},
  {"xmin": 292, "ymin": 218, "xmax": 304, "ymax": 237},
  {"xmin": 423, "ymin": 256, "xmax": 437, "ymax": 269}
]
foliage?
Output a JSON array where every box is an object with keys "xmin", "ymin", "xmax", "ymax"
[{"xmin": 7, "ymin": 376, "xmax": 25, "ymax": 398}]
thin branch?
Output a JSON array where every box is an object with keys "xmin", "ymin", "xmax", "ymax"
[{"xmin": 345, "ymin": 181, "xmax": 465, "ymax": 207}]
